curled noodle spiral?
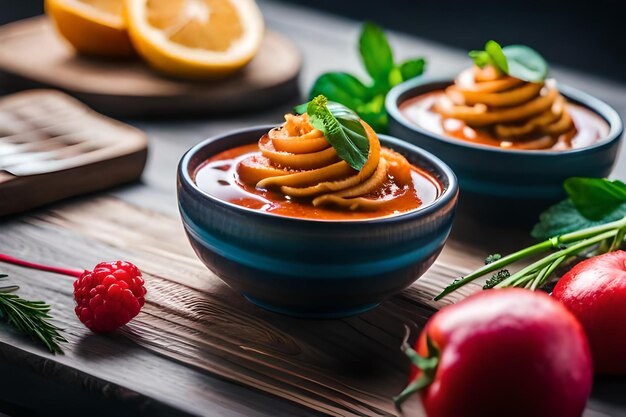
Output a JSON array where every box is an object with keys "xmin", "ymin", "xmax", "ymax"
[
  {"xmin": 237, "ymin": 114, "xmax": 412, "ymax": 211},
  {"xmin": 435, "ymin": 66, "xmax": 574, "ymax": 147}
]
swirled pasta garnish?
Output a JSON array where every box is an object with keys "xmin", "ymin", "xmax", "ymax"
[
  {"xmin": 434, "ymin": 65, "xmax": 574, "ymax": 148},
  {"xmin": 399, "ymin": 42, "xmax": 608, "ymax": 151},
  {"xmin": 237, "ymin": 113, "xmax": 414, "ymax": 211}
]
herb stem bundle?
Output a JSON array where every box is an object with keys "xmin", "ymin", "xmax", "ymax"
[
  {"xmin": 436, "ymin": 215, "xmax": 626, "ymax": 300},
  {"xmin": 0, "ymin": 275, "xmax": 66, "ymax": 354}
]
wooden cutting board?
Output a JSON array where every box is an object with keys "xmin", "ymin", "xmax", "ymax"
[
  {"xmin": 0, "ymin": 17, "xmax": 301, "ymax": 118},
  {"xmin": 0, "ymin": 90, "xmax": 147, "ymax": 216},
  {"xmin": 0, "ymin": 196, "xmax": 487, "ymax": 417}
]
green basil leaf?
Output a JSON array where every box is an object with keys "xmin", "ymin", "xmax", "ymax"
[
  {"xmin": 469, "ymin": 50, "xmax": 491, "ymax": 68},
  {"xmin": 532, "ymin": 199, "xmax": 626, "ymax": 240},
  {"xmin": 564, "ymin": 177, "xmax": 626, "ymax": 221},
  {"xmin": 303, "ymin": 22, "xmax": 427, "ymax": 132},
  {"xmin": 398, "ymin": 58, "xmax": 426, "ymax": 82},
  {"xmin": 357, "ymin": 110, "xmax": 387, "ymax": 133},
  {"xmin": 359, "ymin": 22, "xmax": 394, "ymax": 84},
  {"xmin": 307, "ymin": 96, "xmax": 370, "ymax": 171},
  {"xmin": 502, "ymin": 45, "xmax": 548, "ymax": 82},
  {"xmin": 468, "ymin": 41, "xmax": 548, "ymax": 82},
  {"xmin": 388, "ymin": 67, "xmax": 403, "ymax": 89},
  {"xmin": 308, "ymin": 72, "xmax": 371, "ymax": 110},
  {"xmin": 293, "ymin": 102, "xmax": 308, "ymax": 115},
  {"xmin": 485, "ymin": 40, "xmax": 508, "ymax": 73},
  {"xmin": 356, "ymin": 94, "xmax": 387, "ymax": 133}
]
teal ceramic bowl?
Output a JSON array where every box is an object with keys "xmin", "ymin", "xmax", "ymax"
[
  {"xmin": 177, "ymin": 126, "xmax": 458, "ymax": 318},
  {"xmin": 386, "ymin": 78, "xmax": 624, "ymax": 205}
]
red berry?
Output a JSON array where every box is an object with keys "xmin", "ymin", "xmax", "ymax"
[{"xmin": 74, "ymin": 261, "xmax": 146, "ymax": 333}]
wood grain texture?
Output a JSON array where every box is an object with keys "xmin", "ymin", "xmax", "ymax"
[
  {"xmin": 2, "ymin": 197, "xmax": 621, "ymax": 417},
  {"xmin": 9, "ymin": 196, "xmax": 481, "ymax": 417},
  {"xmin": 0, "ymin": 17, "xmax": 301, "ymax": 118},
  {"xmin": 0, "ymin": 90, "xmax": 147, "ymax": 216},
  {"xmin": 1, "ymin": 1, "xmax": 626, "ymax": 416}
]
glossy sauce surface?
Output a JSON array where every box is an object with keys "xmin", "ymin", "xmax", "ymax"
[
  {"xmin": 401, "ymin": 91, "xmax": 609, "ymax": 150},
  {"xmin": 194, "ymin": 144, "xmax": 443, "ymax": 220}
]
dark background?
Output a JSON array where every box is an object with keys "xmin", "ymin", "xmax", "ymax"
[{"xmin": 1, "ymin": 0, "xmax": 624, "ymax": 81}]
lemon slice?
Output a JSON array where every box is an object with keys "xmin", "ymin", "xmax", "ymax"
[
  {"xmin": 45, "ymin": 0, "xmax": 134, "ymax": 57},
  {"xmin": 126, "ymin": 0, "xmax": 265, "ymax": 79}
]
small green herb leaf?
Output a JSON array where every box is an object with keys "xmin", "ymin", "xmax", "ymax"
[
  {"xmin": 469, "ymin": 50, "xmax": 491, "ymax": 68},
  {"xmin": 355, "ymin": 94, "xmax": 386, "ymax": 132},
  {"xmin": 293, "ymin": 102, "xmax": 307, "ymax": 115},
  {"xmin": 307, "ymin": 73, "xmax": 388, "ymax": 131},
  {"xmin": 359, "ymin": 22, "xmax": 394, "ymax": 85},
  {"xmin": 564, "ymin": 177, "xmax": 626, "ymax": 221},
  {"xmin": 469, "ymin": 41, "xmax": 548, "ymax": 82},
  {"xmin": 485, "ymin": 40, "xmax": 508, "ymax": 73},
  {"xmin": 483, "ymin": 269, "xmax": 511, "ymax": 289},
  {"xmin": 398, "ymin": 58, "xmax": 426, "ymax": 83},
  {"xmin": 308, "ymin": 72, "xmax": 371, "ymax": 111},
  {"xmin": 484, "ymin": 253, "xmax": 502, "ymax": 265},
  {"xmin": 388, "ymin": 67, "xmax": 403, "ymax": 88},
  {"xmin": 306, "ymin": 95, "xmax": 370, "ymax": 171},
  {"xmin": 306, "ymin": 22, "xmax": 426, "ymax": 133},
  {"xmin": 503, "ymin": 44, "xmax": 548, "ymax": 82}
]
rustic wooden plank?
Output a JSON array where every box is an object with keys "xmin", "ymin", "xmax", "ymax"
[
  {"xmin": 0, "ymin": 209, "xmax": 323, "ymax": 417},
  {"xmin": 1, "ymin": 1, "xmax": 626, "ymax": 416},
  {"xmin": 22, "ymin": 196, "xmax": 478, "ymax": 417},
  {"xmin": 3, "ymin": 196, "xmax": 624, "ymax": 416}
]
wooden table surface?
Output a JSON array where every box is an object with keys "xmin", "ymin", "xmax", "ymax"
[{"xmin": 1, "ymin": 1, "xmax": 626, "ymax": 416}]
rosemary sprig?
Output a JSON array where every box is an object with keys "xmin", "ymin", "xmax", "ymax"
[{"xmin": 0, "ymin": 274, "xmax": 66, "ymax": 354}]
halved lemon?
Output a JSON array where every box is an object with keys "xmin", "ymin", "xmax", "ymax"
[
  {"xmin": 125, "ymin": 0, "xmax": 265, "ymax": 79},
  {"xmin": 45, "ymin": 0, "xmax": 135, "ymax": 57}
]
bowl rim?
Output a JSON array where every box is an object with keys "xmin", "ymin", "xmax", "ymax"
[
  {"xmin": 385, "ymin": 76, "xmax": 624, "ymax": 156},
  {"xmin": 178, "ymin": 125, "xmax": 458, "ymax": 225}
]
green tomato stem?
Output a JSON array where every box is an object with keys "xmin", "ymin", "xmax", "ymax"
[
  {"xmin": 393, "ymin": 373, "xmax": 432, "ymax": 410},
  {"xmin": 393, "ymin": 326, "xmax": 440, "ymax": 409}
]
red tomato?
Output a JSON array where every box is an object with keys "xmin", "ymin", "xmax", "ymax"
[
  {"xmin": 396, "ymin": 288, "xmax": 592, "ymax": 417},
  {"xmin": 553, "ymin": 250, "xmax": 626, "ymax": 375}
]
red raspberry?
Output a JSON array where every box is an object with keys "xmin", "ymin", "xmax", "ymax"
[{"xmin": 73, "ymin": 261, "xmax": 146, "ymax": 333}]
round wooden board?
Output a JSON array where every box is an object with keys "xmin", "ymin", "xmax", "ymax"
[{"xmin": 0, "ymin": 17, "xmax": 302, "ymax": 118}]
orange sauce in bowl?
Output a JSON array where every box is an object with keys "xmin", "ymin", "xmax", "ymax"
[
  {"xmin": 400, "ymin": 91, "xmax": 609, "ymax": 151},
  {"xmin": 194, "ymin": 144, "xmax": 443, "ymax": 221}
]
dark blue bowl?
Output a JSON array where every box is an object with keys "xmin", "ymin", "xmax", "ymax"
[
  {"xmin": 387, "ymin": 79, "xmax": 624, "ymax": 202},
  {"xmin": 177, "ymin": 126, "xmax": 458, "ymax": 318}
]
